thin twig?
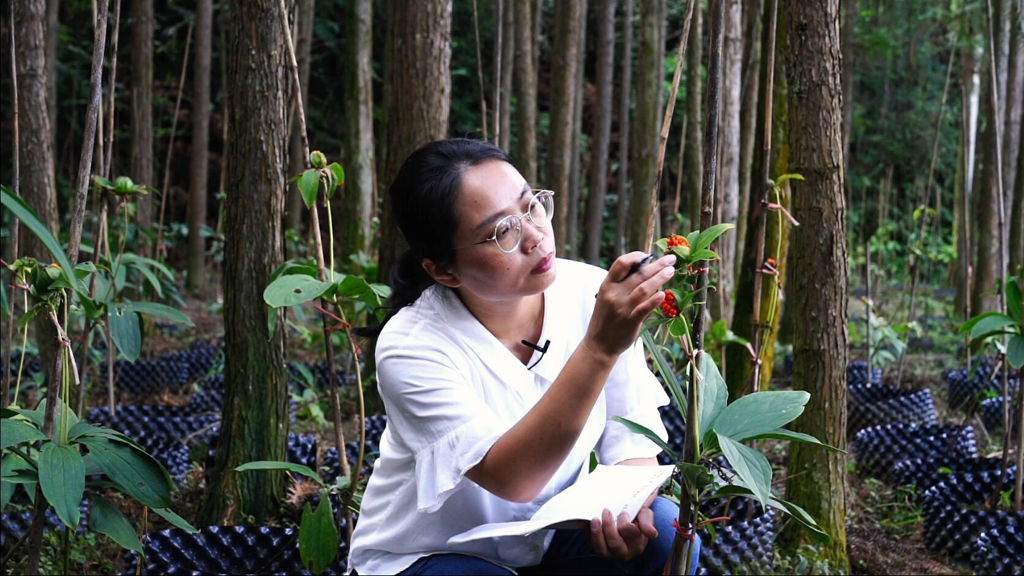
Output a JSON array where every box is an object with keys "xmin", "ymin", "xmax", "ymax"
[
  {"xmin": 472, "ymin": 0, "xmax": 488, "ymax": 140},
  {"xmin": 155, "ymin": 21, "xmax": 194, "ymax": 262},
  {"xmin": 4, "ymin": 0, "xmax": 20, "ymax": 409},
  {"xmin": 102, "ymin": 0, "xmax": 122, "ymax": 180}
]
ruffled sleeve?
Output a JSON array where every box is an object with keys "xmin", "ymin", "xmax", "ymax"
[
  {"xmin": 595, "ymin": 337, "xmax": 672, "ymax": 465},
  {"xmin": 376, "ymin": 345, "xmax": 506, "ymax": 514}
]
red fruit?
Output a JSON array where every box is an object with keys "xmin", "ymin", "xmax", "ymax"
[
  {"xmin": 667, "ymin": 235, "xmax": 690, "ymax": 249},
  {"xmin": 660, "ymin": 291, "xmax": 679, "ymax": 318}
]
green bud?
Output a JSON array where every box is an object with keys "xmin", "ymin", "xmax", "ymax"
[
  {"xmin": 114, "ymin": 176, "xmax": 136, "ymax": 195},
  {"xmin": 310, "ymin": 150, "xmax": 327, "ymax": 169}
]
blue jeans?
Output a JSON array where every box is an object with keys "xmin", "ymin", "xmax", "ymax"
[{"xmin": 393, "ymin": 497, "xmax": 701, "ymax": 575}]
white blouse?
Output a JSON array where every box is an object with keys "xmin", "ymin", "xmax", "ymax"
[{"xmin": 347, "ymin": 258, "xmax": 671, "ymax": 575}]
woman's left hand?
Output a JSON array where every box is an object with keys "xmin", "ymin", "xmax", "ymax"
[{"xmin": 586, "ymin": 491, "xmax": 659, "ymax": 562}]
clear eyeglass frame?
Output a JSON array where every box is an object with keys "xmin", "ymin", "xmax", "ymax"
[{"xmin": 453, "ymin": 189, "xmax": 555, "ymax": 254}]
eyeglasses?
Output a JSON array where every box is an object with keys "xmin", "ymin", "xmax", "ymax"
[{"xmin": 453, "ymin": 189, "xmax": 555, "ymax": 254}]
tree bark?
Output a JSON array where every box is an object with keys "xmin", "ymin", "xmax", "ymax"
[
  {"xmin": 1002, "ymin": 0, "xmax": 1023, "ymax": 245},
  {"xmin": 626, "ymin": 0, "xmax": 662, "ymax": 252},
  {"xmin": 735, "ymin": 0, "xmax": 764, "ymax": 278},
  {"xmin": 840, "ymin": 0, "xmax": 855, "ymax": 204},
  {"xmin": 514, "ymin": 0, "xmax": 538, "ymax": 182},
  {"xmin": 200, "ymin": 0, "xmax": 289, "ymax": 524},
  {"xmin": 377, "ymin": 0, "xmax": 452, "ymax": 286},
  {"xmin": 584, "ymin": 0, "xmax": 618, "ymax": 264},
  {"xmin": 955, "ymin": 29, "xmax": 978, "ymax": 317},
  {"xmin": 1012, "ymin": 91, "xmax": 1024, "ymax": 271},
  {"xmin": 287, "ymin": 0, "xmax": 315, "ymax": 248},
  {"xmin": 131, "ymin": 0, "xmax": 154, "ymax": 232},
  {"xmin": 341, "ymin": 0, "xmax": 376, "ymax": 266},
  {"xmin": 567, "ymin": 0, "xmax": 588, "ymax": 259},
  {"xmin": 45, "ymin": 0, "xmax": 57, "ymax": 149},
  {"xmin": 715, "ymin": 0, "xmax": 742, "ymax": 326},
  {"xmin": 499, "ymin": 0, "xmax": 515, "ymax": 152},
  {"xmin": 186, "ymin": 0, "xmax": 212, "ymax": 293},
  {"xmin": 614, "ymin": 0, "xmax": 634, "ymax": 255},
  {"xmin": 974, "ymin": 39, "xmax": 1002, "ymax": 314},
  {"xmin": 685, "ymin": 0, "xmax": 703, "ymax": 230},
  {"xmin": 547, "ymin": 0, "xmax": 582, "ymax": 254},
  {"xmin": 780, "ymin": 1, "xmax": 849, "ymax": 569}
]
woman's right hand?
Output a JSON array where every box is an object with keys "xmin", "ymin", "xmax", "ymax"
[{"xmin": 583, "ymin": 252, "xmax": 676, "ymax": 361}]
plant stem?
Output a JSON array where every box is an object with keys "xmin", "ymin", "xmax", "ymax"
[
  {"xmin": 102, "ymin": 0, "xmax": 122, "ymax": 180},
  {"xmin": 156, "ymin": 21, "xmax": 194, "ymax": 263},
  {"xmin": 4, "ymin": 0, "xmax": 20, "ymax": 411},
  {"xmin": 13, "ymin": 288, "xmax": 29, "ymax": 406}
]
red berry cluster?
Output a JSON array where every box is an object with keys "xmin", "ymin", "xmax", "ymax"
[
  {"xmin": 660, "ymin": 290, "xmax": 679, "ymax": 318},
  {"xmin": 667, "ymin": 235, "xmax": 690, "ymax": 249}
]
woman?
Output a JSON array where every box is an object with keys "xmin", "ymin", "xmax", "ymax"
[{"xmin": 349, "ymin": 139, "xmax": 698, "ymax": 575}]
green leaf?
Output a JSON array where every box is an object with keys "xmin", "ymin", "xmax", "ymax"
[
  {"xmin": 1, "ymin": 188, "xmax": 80, "ymax": 293},
  {"xmin": 959, "ymin": 311, "xmax": 1012, "ymax": 334},
  {"xmin": 109, "ymin": 306, "xmax": 142, "ymax": 361},
  {"xmin": 17, "ymin": 306, "xmax": 41, "ymax": 332},
  {"xmin": 90, "ymin": 496, "xmax": 143, "ymax": 553},
  {"xmin": 151, "ymin": 507, "xmax": 199, "ymax": 533},
  {"xmin": 78, "ymin": 436, "xmax": 172, "ymax": 508},
  {"xmin": 712, "ymin": 391, "xmax": 809, "ymax": 441},
  {"xmin": 1008, "ymin": 334, "xmax": 1024, "ymax": 369},
  {"xmin": 300, "ymin": 491, "xmax": 340, "ymax": 574},
  {"xmin": 969, "ymin": 314, "xmax": 1016, "ymax": 340},
  {"xmin": 299, "ymin": 169, "xmax": 321, "ymax": 209},
  {"xmin": 641, "ymin": 331, "xmax": 687, "ymax": 419},
  {"xmin": 1006, "ymin": 280, "xmax": 1022, "ymax": 324},
  {"xmin": 740, "ymin": 428, "xmax": 844, "ymax": 452},
  {"xmin": 37, "ymin": 398, "xmax": 80, "ymax": 431},
  {"xmin": 688, "ymin": 249, "xmax": 720, "ymax": 262},
  {"xmin": 333, "ymin": 275, "xmax": 385, "ymax": 307},
  {"xmin": 124, "ymin": 301, "xmax": 194, "ymax": 326},
  {"xmin": 714, "ymin": 482, "xmax": 830, "ymax": 544},
  {"xmin": 8, "ymin": 407, "xmax": 45, "ymax": 428},
  {"xmin": 2, "ymin": 454, "xmax": 35, "ymax": 510},
  {"xmin": 697, "ymin": 353, "xmax": 728, "ymax": 437},
  {"xmin": 264, "ymin": 275, "xmax": 333, "ymax": 308},
  {"xmin": 589, "ymin": 451, "xmax": 599, "ymax": 473},
  {"xmin": 325, "ymin": 163, "xmax": 345, "ymax": 200},
  {"xmin": 1, "ymin": 418, "xmax": 47, "ymax": 450},
  {"xmin": 39, "ymin": 443, "xmax": 86, "ymax": 529},
  {"xmin": 610, "ymin": 417, "xmax": 677, "ymax": 462},
  {"xmin": 126, "ymin": 260, "xmax": 163, "ymax": 298},
  {"xmin": 690, "ymin": 223, "xmax": 735, "ymax": 254},
  {"xmin": 716, "ymin": 433, "xmax": 772, "ymax": 507},
  {"xmin": 235, "ymin": 461, "xmax": 324, "ymax": 485},
  {"xmin": 68, "ymin": 422, "xmax": 146, "ymax": 452}
]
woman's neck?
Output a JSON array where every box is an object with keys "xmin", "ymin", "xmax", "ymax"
[{"xmin": 457, "ymin": 289, "xmax": 545, "ymax": 363}]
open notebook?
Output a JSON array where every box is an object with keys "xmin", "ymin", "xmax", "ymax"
[{"xmin": 447, "ymin": 464, "xmax": 674, "ymax": 546}]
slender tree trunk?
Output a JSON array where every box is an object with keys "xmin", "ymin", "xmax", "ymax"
[
  {"xmin": 974, "ymin": 39, "xmax": 1002, "ymax": 314},
  {"xmin": 584, "ymin": 0, "xmax": 618, "ymax": 264},
  {"xmin": 841, "ymin": 0, "xmax": 855, "ymax": 209},
  {"xmin": 547, "ymin": 0, "xmax": 582, "ymax": 254},
  {"xmin": 342, "ymin": 0, "xmax": 376, "ymax": 266},
  {"xmin": 626, "ymin": 0, "xmax": 662, "ymax": 252},
  {"xmin": 1002, "ymin": 0, "xmax": 1023, "ymax": 239},
  {"xmin": 200, "ymin": 0, "xmax": 289, "ymax": 524},
  {"xmin": 715, "ymin": 0, "xmax": 742, "ymax": 326},
  {"xmin": 287, "ymin": 0, "xmax": 315, "ymax": 251},
  {"xmin": 727, "ymin": 0, "xmax": 788, "ymax": 399},
  {"xmin": 1012, "ymin": 95, "xmax": 1024, "ymax": 271},
  {"xmin": 499, "ymin": 0, "xmax": 515, "ymax": 152},
  {"xmin": 131, "ymin": 0, "xmax": 154, "ymax": 233},
  {"xmin": 614, "ymin": 0, "xmax": 634, "ymax": 255},
  {"xmin": 955, "ymin": 34, "xmax": 978, "ymax": 317},
  {"xmin": 45, "ymin": 0, "xmax": 57, "ymax": 149},
  {"xmin": 567, "ymin": 0, "xmax": 588, "ymax": 259},
  {"xmin": 514, "ymin": 0, "xmax": 538, "ymax": 182},
  {"xmin": 780, "ymin": 1, "xmax": 849, "ymax": 569},
  {"xmin": 186, "ymin": 0, "xmax": 212, "ymax": 293},
  {"xmin": 377, "ymin": 0, "xmax": 452, "ymax": 286},
  {"xmin": 685, "ymin": 0, "xmax": 703, "ymax": 230},
  {"xmin": 736, "ymin": 0, "xmax": 764, "ymax": 277}
]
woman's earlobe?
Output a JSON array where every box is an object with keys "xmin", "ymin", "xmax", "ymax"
[{"xmin": 422, "ymin": 258, "xmax": 462, "ymax": 288}]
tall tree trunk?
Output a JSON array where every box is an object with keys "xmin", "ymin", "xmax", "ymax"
[
  {"xmin": 131, "ymin": 0, "xmax": 154, "ymax": 233},
  {"xmin": 974, "ymin": 40, "xmax": 1002, "ymax": 314},
  {"xmin": 514, "ymin": 0, "xmax": 538, "ymax": 181},
  {"xmin": 548, "ymin": 0, "xmax": 582, "ymax": 254},
  {"xmin": 287, "ymin": 0, "xmax": 315, "ymax": 250},
  {"xmin": 567, "ymin": 0, "xmax": 588, "ymax": 259},
  {"xmin": 626, "ymin": 0, "xmax": 661, "ymax": 252},
  {"xmin": 14, "ymin": 0, "xmax": 60, "ymax": 400},
  {"xmin": 378, "ymin": 0, "xmax": 452, "ymax": 286},
  {"xmin": 45, "ymin": 0, "xmax": 57, "ymax": 148},
  {"xmin": 614, "ymin": 0, "xmax": 634, "ymax": 255},
  {"xmin": 1002, "ymin": 0, "xmax": 1023, "ymax": 243},
  {"xmin": 584, "ymin": 0, "xmax": 618, "ymax": 264},
  {"xmin": 499, "ymin": 0, "xmax": 515, "ymax": 153},
  {"xmin": 200, "ymin": 0, "xmax": 289, "ymax": 524},
  {"xmin": 727, "ymin": 0, "xmax": 789, "ymax": 399},
  {"xmin": 1012, "ymin": 94, "xmax": 1024, "ymax": 271},
  {"xmin": 715, "ymin": 0, "xmax": 742, "ymax": 326},
  {"xmin": 685, "ymin": 0, "xmax": 703, "ymax": 230},
  {"xmin": 841, "ymin": 0, "xmax": 854, "ymax": 210},
  {"xmin": 955, "ymin": 28, "xmax": 978, "ymax": 317},
  {"xmin": 736, "ymin": 0, "xmax": 764, "ymax": 278},
  {"xmin": 342, "ymin": 0, "xmax": 376, "ymax": 267},
  {"xmin": 186, "ymin": 0, "xmax": 212, "ymax": 293},
  {"xmin": 780, "ymin": 1, "xmax": 849, "ymax": 569}
]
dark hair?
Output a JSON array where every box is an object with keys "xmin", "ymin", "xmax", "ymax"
[{"xmin": 357, "ymin": 138, "xmax": 513, "ymax": 339}]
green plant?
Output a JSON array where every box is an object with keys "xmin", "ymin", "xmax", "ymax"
[
  {"xmin": 234, "ymin": 460, "xmax": 365, "ymax": 574},
  {"xmin": 618, "ymin": 227, "xmax": 833, "ymax": 574}
]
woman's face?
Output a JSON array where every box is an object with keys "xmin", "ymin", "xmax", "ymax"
[{"xmin": 445, "ymin": 160, "xmax": 557, "ymax": 302}]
